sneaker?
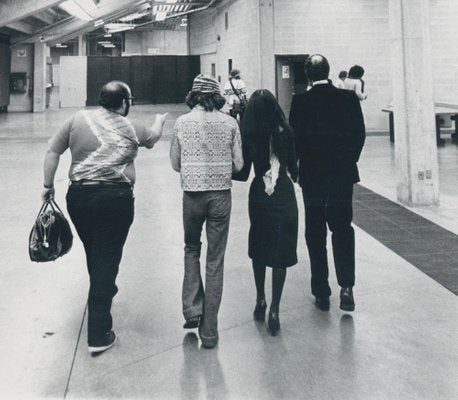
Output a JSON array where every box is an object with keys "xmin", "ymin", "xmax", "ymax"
[{"xmin": 88, "ymin": 331, "xmax": 117, "ymax": 354}]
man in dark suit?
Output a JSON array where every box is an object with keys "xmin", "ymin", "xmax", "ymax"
[{"xmin": 289, "ymin": 54, "xmax": 365, "ymax": 312}]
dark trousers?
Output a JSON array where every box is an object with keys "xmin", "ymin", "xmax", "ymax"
[
  {"xmin": 182, "ymin": 190, "xmax": 231, "ymax": 346},
  {"xmin": 66, "ymin": 184, "xmax": 134, "ymax": 344},
  {"xmin": 302, "ymin": 185, "xmax": 355, "ymax": 298}
]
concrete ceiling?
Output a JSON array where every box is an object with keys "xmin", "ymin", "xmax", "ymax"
[{"xmin": 0, "ymin": 0, "xmax": 218, "ymax": 48}]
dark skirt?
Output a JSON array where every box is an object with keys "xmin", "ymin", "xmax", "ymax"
[{"xmin": 248, "ymin": 174, "xmax": 298, "ymax": 268}]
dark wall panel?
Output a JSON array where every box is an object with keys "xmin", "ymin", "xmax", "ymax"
[
  {"xmin": 111, "ymin": 57, "xmax": 131, "ymax": 88},
  {"xmin": 87, "ymin": 56, "xmax": 111, "ymax": 106},
  {"xmin": 175, "ymin": 56, "xmax": 200, "ymax": 103},
  {"xmin": 87, "ymin": 55, "xmax": 201, "ymax": 106},
  {"xmin": 0, "ymin": 35, "xmax": 11, "ymax": 108},
  {"xmin": 151, "ymin": 56, "xmax": 176, "ymax": 104},
  {"xmin": 131, "ymin": 56, "xmax": 155, "ymax": 105}
]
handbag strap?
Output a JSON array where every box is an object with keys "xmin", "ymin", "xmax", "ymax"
[
  {"xmin": 229, "ymin": 78, "xmax": 243, "ymax": 103},
  {"xmin": 50, "ymin": 199, "xmax": 64, "ymax": 214},
  {"xmin": 35, "ymin": 199, "xmax": 63, "ymax": 220}
]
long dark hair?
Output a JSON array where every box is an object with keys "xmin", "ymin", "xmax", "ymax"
[
  {"xmin": 241, "ymin": 89, "xmax": 293, "ymax": 157},
  {"xmin": 185, "ymin": 91, "xmax": 226, "ymax": 111}
]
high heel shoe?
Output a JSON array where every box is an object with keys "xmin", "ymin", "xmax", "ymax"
[
  {"xmin": 268, "ymin": 311, "xmax": 280, "ymax": 336},
  {"xmin": 253, "ymin": 299, "xmax": 267, "ymax": 321}
]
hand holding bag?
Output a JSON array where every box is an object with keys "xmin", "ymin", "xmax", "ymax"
[{"xmin": 29, "ymin": 199, "xmax": 73, "ymax": 262}]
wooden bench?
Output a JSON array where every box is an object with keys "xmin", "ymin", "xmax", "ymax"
[{"xmin": 381, "ymin": 102, "xmax": 458, "ymax": 145}]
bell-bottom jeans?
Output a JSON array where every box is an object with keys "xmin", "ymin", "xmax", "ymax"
[{"xmin": 182, "ymin": 190, "xmax": 231, "ymax": 347}]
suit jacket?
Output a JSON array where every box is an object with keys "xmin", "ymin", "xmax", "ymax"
[{"xmin": 289, "ymin": 83, "xmax": 365, "ymax": 192}]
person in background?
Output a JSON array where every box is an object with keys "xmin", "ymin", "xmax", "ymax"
[
  {"xmin": 223, "ymin": 69, "xmax": 248, "ymax": 123},
  {"xmin": 170, "ymin": 74, "xmax": 243, "ymax": 349},
  {"xmin": 289, "ymin": 55, "xmax": 365, "ymax": 313},
  {"xmin": 42, "ymin": 81, "xmax": 167, "ymax": 354},
  {"xmin": 344, "ymin": 65, "xmax": 367, "ymax": 101},
  {"xmin": 335, "ymin": 70, "xmax": 348, "ymax": 89},
  {"xmin": 233, "ymin": 89, "xmax": 298, "ymax": 336}
]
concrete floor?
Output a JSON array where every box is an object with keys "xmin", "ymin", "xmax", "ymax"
[{"xmin": 0, "ymin": 106, "xmax": 457, "ymax": 400}]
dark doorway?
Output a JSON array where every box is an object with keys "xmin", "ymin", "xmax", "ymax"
[
  {"xmin": 275, "ymin": 54, "xmax": 308, "ymax": 117},
  {"xmin": 0, "ymin": 34, "xmax": 11, "ymax": 111}
]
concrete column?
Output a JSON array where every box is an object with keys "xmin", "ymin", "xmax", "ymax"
[
  {"xmin": 388, "ymin": 0, "xmax": 439, "ymax": 206},
  {"xmin": 33, "ymin": 41, "xmax": 47, "ymax": 113},
  {"xmin": 78, "ymin": 34, "xmax": 87, "ymax": 56},
  {"xmin": 257, "ymin": 0, "xmax": 275, "ymax": 91}
]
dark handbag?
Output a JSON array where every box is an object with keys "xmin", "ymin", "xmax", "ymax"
[
  {"xmin": 29, "ymin": 199, "xmax": 73, "ymax": 262},
  {"xmin": 229, "ymin": 78, "xmax": 247, "ymax": 113}
]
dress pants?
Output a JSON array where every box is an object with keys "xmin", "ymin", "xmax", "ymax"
[
  {"xmin": 182, "ymin": 190, "xmax": 231, "ymax": 346},
  {"xmin": 302, "ymin": 185, "xmax": 355, "ymax": 298},
  {"xmin": 66, "ymin": 184, "xmax": 134, "ymax": 344}
]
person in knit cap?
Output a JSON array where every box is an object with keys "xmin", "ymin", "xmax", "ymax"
[{"xmin": 170, "ymin": 74, "xmax": 243, "ymax": 348}]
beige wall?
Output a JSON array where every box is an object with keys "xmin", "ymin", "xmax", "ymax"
[
  {"xmin": 274, "ymin": 0, "xmax": 391, "ymax": 131},
  {"xmin": 125, "ymin": 29, "xmax": 187, "ymax": 55},
  {"xmin": 190, "ymin": 0, "xmax": 259, "ymax": 93},
  {"xmin": 430, "ymin": 0, "xmax": 458, "ymax": 104},
  {"xmin": 189, "ymin": 0, "xmax": 458, "ymax": 131},
  {"xmin": 59, "ymin": 56, "xmax": 87, "ymax": 108}
]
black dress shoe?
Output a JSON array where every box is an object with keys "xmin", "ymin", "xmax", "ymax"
[
  {"xmin": 340, "ymin": 287, "xmax": 355, "ymax": 311},
  {"xmin": 183, "ymin": 316, "xmax": 201, "ymax": 329},
  {"xmin": 315, "ymin": 296, "xmax": 330, "ymax": 311},
  {"xmin": 268, "ymin": 311, "xmax": 280, "ymax": 336},
  {"xmin": 253, "ymin": 299, "xmax": 267, "ymax": 321}
]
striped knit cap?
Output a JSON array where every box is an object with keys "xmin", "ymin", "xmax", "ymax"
[{"xmin": 191, "ymin": 74, "xmax": 221, "ymax": 94}]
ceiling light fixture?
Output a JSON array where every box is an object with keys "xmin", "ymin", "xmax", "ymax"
[
  {"xmin": 59, "ymin": 0, "xmax": 98, "ymax": 21},
  {"xmin": 119, "ymin": 11, "xmax": 150, "ymax": 22},
  {"xmin": 104, "ymin": 23, "xmax": 136, "ymax": 33},
  {"xmin": 155, "ymin": 11, "xmax": 167, "ymax": 21}
]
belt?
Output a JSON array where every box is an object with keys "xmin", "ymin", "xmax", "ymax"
[{"xmin": 70, "ymin": 180, "xmax": 132, "ymax": 187}]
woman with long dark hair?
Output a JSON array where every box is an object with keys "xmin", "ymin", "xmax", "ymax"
[{"xmin": 234, "ymin": 89, "xmax": 298, "ymax": 336}]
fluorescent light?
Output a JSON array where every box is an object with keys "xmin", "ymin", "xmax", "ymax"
[
  {"xmin": 103, "ymin": 33, "xmax": 112, "ymax": 37},
  {"xmin": 102, "ymin": 44, "xmax": 115, "ymax": 48},
  {"xmin": 104, "ymin": 23, "xmax": 136, "ymax": 33},
  {"xmin": 94, "ymin": 19, "xmax": 104, "ymax": 26},
  {"xmin": 155, "ymin": 11, "xmax": 167, "ymax": 21},
  {"xmin": 119, "ymin": 11, "xmax": 149, "ymax": 22},
  {"xmin": 60, "ymin": 0, "xmax": 98, "ymax": 21},
  {"xmin": 55, "ymin": 43, "xmax": 68, "ymax": 48}
]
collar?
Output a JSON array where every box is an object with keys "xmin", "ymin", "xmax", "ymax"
[{"xmin": 312, "ymin": 79, "xmax": 329, "ymax": 86}]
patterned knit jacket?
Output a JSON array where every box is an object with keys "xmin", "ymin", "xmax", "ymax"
[{"xmin": 170, "ymin": 106, "xmax": 243, "ymax": 191}]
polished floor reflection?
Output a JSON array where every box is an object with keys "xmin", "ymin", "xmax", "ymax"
[{"xmin": 0, "ymin": 106, "xmax": 456, "ymax": 399}]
